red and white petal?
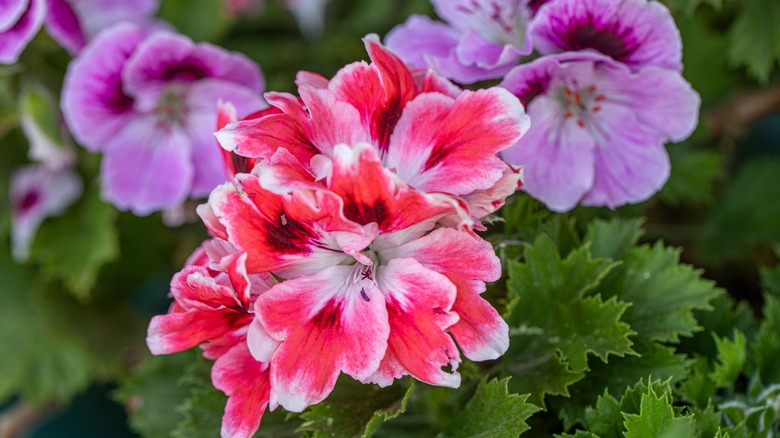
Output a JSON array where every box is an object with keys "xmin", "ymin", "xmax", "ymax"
[
  {"xmin": 215, "ymin": 102, "xmax": 317, "ymax": 166},
  {"xmin": 461, "ymin": 163, "xmax": 523, "ymax": 219},
  {"xmin": 382, "ymin": 228, "xmax": 506, "ymax": 361},
  {"xmin": 255, "ymin": 266, "xmax": 390, "ymax": 411},
  {"xmin": 449, "ymin": 281, "xmax": 509, "ymax": 361},
  {"xmin": 296, "ymin": 84, "xmax": 370, "ymax": 156},
  {"xmin": 206, "ymin": 177, "xmax": 357, "ymax": 275},
  {"xmin": 329, "ymin": 143, "xmax": 458, "ymax": 233},
  {"xmin": 147, "ymin": 310, "xmax": 252, "ymax": 355},
  {"xmin": 212, "ymin": 342, "xmax": 271, "ymax": 438},
  {"xmin": 247, "ymin": 316, "xmax": 281, "ymax": 363},
  {"xmin": 385, "ymin": 88, "xmax": 529, "ymax": 196},
  {"xmin": 370, "ymin": 258, "xmax": 461, "ymax": 388},
  {"xmin": 197, "ymin": 201, "xmax": 229, "ymax": 240},
  {"xmin": 171, "ymin": 265, "xmax": 244, "ymax": 312}
]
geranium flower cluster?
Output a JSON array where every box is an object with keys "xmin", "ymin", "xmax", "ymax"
[
  {"xmin": 388, "ymin": 0, "xmax": 701, "ymax": 212},
  {"xmin": 147, "ymin": 36, "xmax": 530, "ymax": 438}
]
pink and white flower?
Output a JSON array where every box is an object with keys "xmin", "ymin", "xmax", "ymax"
[
  {"xmin": 500, "ymin": 52, "xmax": 699, "ymax": 211},
  {"xmin": 386, "ymin": 0, "xmax": 532, "ymax": 84},
  {"xmin": 531, "ymin": 0, "xmax": 683, "ymax": 72},
  {"xmin": 216, "ymin": 36, "xmax": 530, "ymax": 226},
  {"xmin": 9, "ymin": 164, "xmax": 82, "ymax": 261},
  {"xmin": 61, "ymin": 23, "xmax": 265, "ymax": 215},
  {"xmin": 200, "ymin": 143, "xmax": 508, "ymax": 412},
  {"xmin": 147, "ymin": 241, "xmax": 276, "ymax": 438},
  {"xmin": 0, "ymin": 0, "xmax": 45, "ymax": 64}
]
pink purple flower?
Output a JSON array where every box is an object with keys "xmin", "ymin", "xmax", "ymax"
[
  {"xmin": 385, "ymin": 0, "xmax": 532, "ymax": 84},
  {"xmin": 531, "ymin": 0, "xmax": 683, "ymax": 72},
  {"xmin": 501, "ymin": 52, "xmax": 699, "ymax": 211},
  {"xmin": 0, "ymin": 0, "xmax": 45, "ymax": 64},
  {"xmin": 61, "ymin": 23, "xmax": 265, "ymax": 215},
  {"xmin": 10, "ymin": 164, "xmax": 82, "ymax": 261},
  {"xmin": 217, "ymin": 36, "xmax": 529, "ymax": 226},
  {"xmin": 44, "ymin": 0, "xmax": 159, "ymax": 55}
]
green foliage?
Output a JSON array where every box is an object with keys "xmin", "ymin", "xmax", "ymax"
[
  {"xmin": 622, "ymin": 384, "xmax": 694, "ymax": 438},
  {"xmin": 660, "ymin": 148, "xmax": 723, "ymax": 206},
  {"xmin": 503, "ymin": 234, "xmax": 634, "ymax": 405},
  {"xmin": 709, "ymin": 330, "xmax": 747, "ymax": 388},
  {"xmin": 442, "ymin": 378, "xmax": 539, "ymax": 438},
  {"xmin": 728, "ymin": 0, "xmax": 780, "ymax": 83},
  {"xmin": 298, "ymin": 379, "xmax": 414, "ymax": 438},
  {"xmin": 31, "ymin": 183, "xmax": 119, "ymax": 299},
  {"xmin": 114, "ymin": 352, "xmax": 196, "ymax": 437},
  {"xmin": 701, "ymin": 159, "xmax": 780, "ymax": 264},
  {"xmin": 662, "ymin": 0, "xmax": 722, "ymax": 15}
]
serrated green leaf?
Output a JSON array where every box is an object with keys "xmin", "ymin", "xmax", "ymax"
[
  {"xmin": 32, "ymin": 183, "xmax": 118, "ymax": 299},
  {"xmin": 298, "ymin": 378, "xmax": 413, "ymax": 438},
  {"xmin": 442, "ymin": 378, "xmax": 540, "ymax": 438},
  {"xmin": 594, "ymin": 243, "xmax": 719, "ymax": 343},
  {"xmin": 727, "ymin": 0, "xmax": 780, "ymax": 83},
  {"xmin": 583, "ymin": 391, "xmax": 623, "ymax": 438},
  {"xmin": 554, "ymin": 341, "xmax": 692, "ymax": 429},
  {"xmin": 114, "ymin": 352, "xmax": 196, "ymax": 438},
  {"xmin": 585, "ymin": 218, "xmax": 644, "ymax": 260},
  {"xmin": 503, "ymin": 235, "xmax": 634, "ymax": 404},
  {"xmin": 622, "ymin": 383, "xmax": 694, "ymax": 438},
  {"xmin": 751, "ymin": 296, "xmax": 780, "ymax": 384},
  {"xmin": 660, "ymin": 148, "xmax": 723, "ymax": 206},
  {"xmin": 678, "ymin": 357, "xmax": 718, "ymax": 408},
  {"xmin": 761, "ymin": 262, "xmax": 780, "ymax": 298},
  {"xmin": 709, "ymin": 330, "xmax": 747, "ymax": 388}
]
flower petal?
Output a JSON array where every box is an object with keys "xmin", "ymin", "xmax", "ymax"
[
  {"xmin": 212, "ymin": 342, "xmax": 271, "ymax": 438},
  {"xmin": 256, "ymin": 265, "xmax": 390, "ymax": 411},
  {"xmin": 0, "ymin": 0, "xmax": 44, "ymax": 64},
  {"xmin": 386, "ymin": 88, "xmax": 529, "ymax": 195},
  {"xmin": 381, "ymin": 227, "xmax": 506, "ymax": 361},
  {"xmin": 369, "ymin": 258, "xmax": 460, "ymax": 388},
  {"xmin": 147, "ymin": 309, "xmax": 252, "ymax": 355},
  {"xmin": 531, "ymin": 0, "xmax": 682, "ymax": 71},
  {"xmin": 100, "ymin": 115, "xmax": 193, "ymax": 215}
]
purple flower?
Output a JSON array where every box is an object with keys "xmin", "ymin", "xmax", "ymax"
[
  {"xmin": 531, "ymin": 0, "xmax": 682, "ymax": 72},
  {"xmin": 386, "ymin": 0, "xmax": 532, "ymax": 84},
  {"xmin": 61, "ymin": 23, "xmax": 266, "ymax": 215},
  {"xmin": 44, "ymin": 0, "xmax": 159, "ymax": 55},
  {"xmin": 500, "ymin": 52, "xmax": 699, "ymax": 211},
  {"xmin": 0, "ymin": 0, "xmax": 45, "ymax": 64},
  {"xmin": 10, "ymin": 164, "xmax": 82, "ymax": 261}
]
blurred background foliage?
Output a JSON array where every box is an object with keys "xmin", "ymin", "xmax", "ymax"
[{"xmin": 0, "ymin": 0, "xmax": 779, "ymax": 436}]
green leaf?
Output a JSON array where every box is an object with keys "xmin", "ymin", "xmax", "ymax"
[
  {"xmin": 504, "ymin": 235, "xmax": 634, "ymax": 404},
  {"xmin": 709, "ymin": 330, "xmax": 747, "ymax": 388},
  {"xmin": 751, "ymin": 295, "xmax": 780, "ymax": 384},
  {"xmin": 32, "ymin": 183, "xmax": 118, "ymax": 300},
  {"xmin": 593, "ymin": 243, "xmax": 719, "ymax": 344},
  {"xmin": 582, "ymin": 391, "xmax": 623, "ymax": 438},
  {"xmin": 553, "ymin": 342, "xmax": 692, "ymax": 429},
  {"xmin": 659, "ymin": 148, "xmax": 723, "ymax": 206},
  {"xmin": 585, "ymin": 218, "xmax": 644, "ymax": 260},
  {"xmin": 0, "ymin": 246, "xmax": 141, "ymax": 403},
  {"xmin": 442, "ymin": 378, "xmax": 540, "ymax": 438},
  {"xmin": 158, "ymin": 0, "xmax": 231, "ymax": 42},
  {"xmin": 702, "ymin": 159, "xmax": 780, "ymax": 263},
  {"xmin": 298, "ymin": 378, "xmax": 414, "ymax": 438},
  {"xmin": 622, "ymin": 383, "xmax": 694, "ymax": 438},
  {"xmin": 727, "ymin": 0, "xmax": 780, "ymax": 83},
  {"xmin": 114, "ymin": 352, "xmax": 196, "ymax": 438}
]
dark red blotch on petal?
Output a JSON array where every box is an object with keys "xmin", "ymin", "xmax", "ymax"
[
  {"xmin": 265, "ymin": 214, "xmax": 312, "ymax": 254},
  {"xmin": 343, "ymin": 199, "xmax": 390, "ymax": 228},
  {"xmin": 564, "ymin": 20, "xmax": 638, "ymax": 63},
  {"xmin": 311, "ymin": 300, "xmax": 342, "ymax": 329}
]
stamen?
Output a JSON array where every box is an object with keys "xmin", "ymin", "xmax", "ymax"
[
  {"xmin": 577, "ymin": 119, "xmax": 585, "ymax": 128},
  {"xmin": 360, "ymin": 288, "xmax": 370, "ymax": 302}
]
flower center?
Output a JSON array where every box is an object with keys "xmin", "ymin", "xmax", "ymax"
[
  {"xmin": 156, "ymin": 84, "xmax": 189, "ymax": 124},
  {"xmin": 15, "ymin": 190, "xmax": 41, "ymax": 215},
  {"xmin": 558, "ymin": 84, "xmax": 605, "ymax": 129}
]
